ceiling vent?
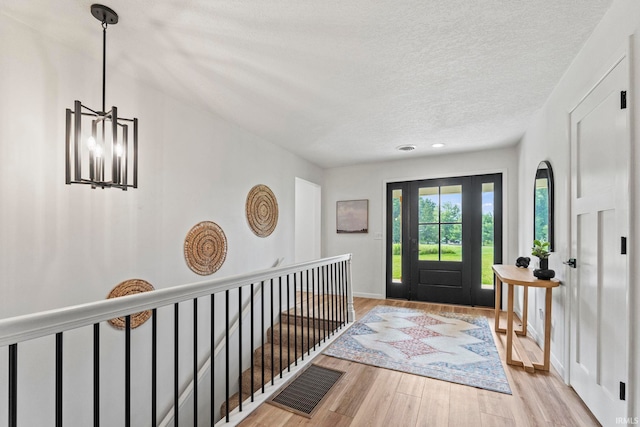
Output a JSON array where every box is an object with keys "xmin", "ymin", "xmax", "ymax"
[{"xmin": 396, "ymin": 144, "xmax": 416, "ymax": 152}]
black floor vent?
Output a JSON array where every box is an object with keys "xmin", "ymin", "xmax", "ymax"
[{"xmin": 268, "ymin": 364, "xmax": 344, "ymax": 418}]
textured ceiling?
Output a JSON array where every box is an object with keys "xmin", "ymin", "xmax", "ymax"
[{"xmin": 1, "ymin": 1, "xmax": 613, "ymax": 168}]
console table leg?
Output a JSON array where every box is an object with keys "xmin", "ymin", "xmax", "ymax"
[
  {"xmin": 506, "ymin": 283, "xmax": 514, "ymax": 364},
  {"xmin": 543, "ymin": 286, "xmax": 552, "ymax": 370},
  {"xmin": 494, "ymin": 276, "xmax": 502, "ymax": 332},
  {"xmin": 521, "ymin": 285, "xmax": 529, "ymax": 335}
]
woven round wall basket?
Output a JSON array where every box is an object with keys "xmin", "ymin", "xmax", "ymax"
[
  {"xmin": 246, "ymin": 184, "xmax": 278, "ymax": 237},
  {"xmin": 106, "ymin": 279, "xmax": 155, "ymax": 329},
  {"xmin": 184, "ymin": 221, "xmax": 227, "ymax": 275}
]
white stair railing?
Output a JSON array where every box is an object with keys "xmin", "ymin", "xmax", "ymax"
[{"xmin": 0, "ymin": 254, "xmax": 354, "ymax": 427}]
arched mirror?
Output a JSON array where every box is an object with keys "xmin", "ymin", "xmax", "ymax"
[{"xmin": 534, "ymin": 160, "xmax": 554, "ymax": 250}]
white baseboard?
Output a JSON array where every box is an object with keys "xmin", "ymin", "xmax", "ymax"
[
  {"xmin": 526, "ymin": 320, "xmax": 540, "ymax": 343},
  {"xmin": 523, "ymin": 317, "xmax": 565, "ymax": 379},
  {"xmin": 551, "ymin": 352, "xmax": 565, "ymax": 379},
  {"xmin": 353, "ymin": 292, "xmax": 385, "ymax": 299}
]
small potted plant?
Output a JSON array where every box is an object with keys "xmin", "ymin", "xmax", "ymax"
[
  {"xmin": 531, "ymin": 239, "xmax": 554, "ymax": 279},
  {"xmin": 531, "ymin": 239, "xmax": 550, "ymax": 269}
]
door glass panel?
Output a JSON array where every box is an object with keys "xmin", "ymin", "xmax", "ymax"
[
  {"xmin": 441, "ymin": 224, "xmax": 462, "ymax": 261},
  {"xmin": 418, "ymin": 186, "xmax": 440, "ymax": 260},
  {"xmin": 440, "ymin": 185, "xmax": 462, "ymax": 262},
  {"xmin": 440, "ymin": 185, "xmax": 462, "ymax": 222},
  {"xmin": 481, "ymin": 182, "xmax": 495, "ymax": 289},
  {"xmin": 392, "ymin": 189, "xmax": 403, "ymax": 282},
  {"xmin": 419, "ymin": 224, "xmax": 439, "ymax": 260},
  {"xmin": 418, "ymin": 187, "xmax": 439, "ymax": 222}
]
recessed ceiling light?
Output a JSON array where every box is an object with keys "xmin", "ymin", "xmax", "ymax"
[
  {"xmin": 432, "ymin": 143, "xmax": 445, "ymax": 148},
  {"xmin": 397, "ymin": 144, "xmax": 416, "ymax": 152}
]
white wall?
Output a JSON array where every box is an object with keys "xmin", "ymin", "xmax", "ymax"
[
  {"xmin": 517, "ymin": 0, "xmax": 640, "ymax": 417},
  {"xmin": 323, "ymin": 146, "xmax": 519, "ymax": 299},
  {"xmin": 0, "ymin": 13, "xmax": 323, "ymax": 426}
]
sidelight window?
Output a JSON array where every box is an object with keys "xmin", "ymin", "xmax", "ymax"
[
  {"xmin": 481, "ymin": 182, "xmax": 495, "ymax": 289},
  {"xmin": 391, "ymin": 189, "xmax": 403, "ymax": 282}
]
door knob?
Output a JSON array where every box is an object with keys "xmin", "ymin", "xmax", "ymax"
[{"xmin": 563, "ymin": 258, "xmax": 577, "ymax": 268}]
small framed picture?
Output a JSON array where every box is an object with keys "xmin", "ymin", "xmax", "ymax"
[{"xmin": 336, "ymin": 199, "xmax": 368, "ymax": 233}]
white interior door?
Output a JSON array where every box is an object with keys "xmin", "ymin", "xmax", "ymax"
[{"xmin": 569, "ymin": 55, "xmax": 629, "ymax": 425}]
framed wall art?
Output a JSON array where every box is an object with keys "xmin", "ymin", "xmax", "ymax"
[{"xmin": 336, "ymin": 199, "xmax": 368, "ymax": 233}]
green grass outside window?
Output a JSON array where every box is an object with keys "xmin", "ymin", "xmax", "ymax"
[{"xmin": 392, "ymin": 245, "xmax": 494, "ymax": 285}]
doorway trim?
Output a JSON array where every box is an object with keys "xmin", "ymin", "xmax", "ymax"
[
  {"xmin": 295, "ymin": 177, "xmax": 322, "ymax": 263},
  {"xmin": 381, "ymin": 166, "xmax": 510, "ymax": 304}
]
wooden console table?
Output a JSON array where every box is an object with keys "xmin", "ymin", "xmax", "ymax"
[{"xmin": 492, "ymin": 265, "xmax": 560, "ymax": 373}]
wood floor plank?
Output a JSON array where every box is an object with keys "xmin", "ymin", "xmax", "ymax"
[
  {"xmin": 240, "ymin": 404, "xmax": 294, "ymax": 427},
  {"xmin": 285, "ymin": 408, "xmax": 353, "ymax": 427},
  {"xmin": 350, "ymin": 368, "xmax": 402, "ymax": 427},
  {"xmin": 315, "ymin": 355, "xmax": 355, "ymax": 372},
  {"xmin": 477, "ymin": 389, "xmax": 516, "ymax": 422},
  {"xmin": 397, "ymin": 372, "xmax": 425, "ymax": 397},
  {"xmin": 550, "ymin": 382, "xmax": 600, "ymax": 426},
  {"xmin": 323, "ymin": 361, "xmax": 366, "ymax": 412},
  {"xmin": 381, "ymin": 393, "xmax": 421, "ymax": 427},
  {"xmin": 416, "ymin": 379, "xmax": 450, "ymax": 427},
  {"xmin": 530, "ymin": 371, "xmax": 598, "ymax": 427},
  {"xmin": 480, "ymin": 412, "xmax": 517, "ymax": 427},
  {"xmin": 509, "ymin": 368, "xmax": 550, "ymax": 427},
  {"xmin": 448, "ymin": 383, "xmax": 481, "ymax": 426},
  {"xmin": 331, "ymin": 364, "xmax": 379, "ymax": 418}
]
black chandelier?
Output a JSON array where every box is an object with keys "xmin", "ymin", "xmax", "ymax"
[{"xmin": 65, "ymin": 4, "xmax": 138, "ymax": 190}]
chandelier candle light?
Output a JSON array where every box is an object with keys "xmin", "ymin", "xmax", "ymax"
[{"xmin": 65, "ymin": 4, "xmax": 138, "ymax": 190}]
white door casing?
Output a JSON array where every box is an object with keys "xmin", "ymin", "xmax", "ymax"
[
  {"xmin": 295, "ymin": 177, "xmax": 322, "ymax": 263},
  {"xmin": 569, "ymin": 53, "xmax": 630, "ymax": 425}
]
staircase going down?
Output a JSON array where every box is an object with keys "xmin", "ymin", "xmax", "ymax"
[{"xmin": 220, "ymin": 292, "xmax": 343, "ymax": 417}]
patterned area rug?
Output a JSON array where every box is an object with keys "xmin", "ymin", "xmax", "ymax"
[{"xmin": 324, "ymin": 305, "xmax": 511, "ymax": 394}]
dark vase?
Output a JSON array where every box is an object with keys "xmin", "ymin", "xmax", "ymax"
[{"xmin": 534, "ymin": 257, "xmax": 555, "ymax": 280}]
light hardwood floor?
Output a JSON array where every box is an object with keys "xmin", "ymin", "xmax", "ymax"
[{"xmin": 239, "ymin": 297, "xmax": 600, "ymax": 427}]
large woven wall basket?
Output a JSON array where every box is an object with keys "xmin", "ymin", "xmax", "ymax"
[
  {"xmin": 106, "ymin": 279, "xmax": 155, "ymax": 329},
  {"xmin": 184, "ymin": 221, "xmax": 228, "ymax": 275},
  {"xmin": 246, "ymin": 184, "xmax": 278, "ymax": 237}
]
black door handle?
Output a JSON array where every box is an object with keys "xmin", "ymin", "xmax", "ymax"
[{"xmin": 563, "ymin": 258, "xmax": 577, "ymax": 268}]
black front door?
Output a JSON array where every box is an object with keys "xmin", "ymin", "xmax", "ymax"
[
  {"xmin": 386, "ymin": 174, "xmax": 502, "ymax": 306},
  {"xmin": 409, "ymin": 177, "xmax": 469, "ymax": 304}
]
